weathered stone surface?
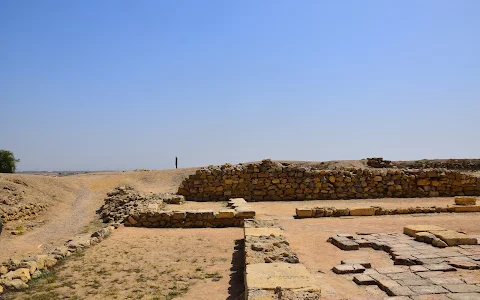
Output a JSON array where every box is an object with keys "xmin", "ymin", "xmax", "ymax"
[
  {"xmin": 245, "ymin": 228, "xmax": 283, "ymax": 237},
  {"xmin": 2, "ymin": 279, "xmax": 28, "ymax": 290},
  {"xmin": 349, "ymin": 207, "xmax": 375, "ymax": 216},
  {"xmin": 455, "ymin": 197, "xmax": 477, "ymax": 206},
  {"xmin": 430, "ymin": 231, "xmax": 478, "ymax": 247},
  {"xmin": 404, "ymin": 225, "xmax": 446, "ymax": 237},
  {"xmin": 409, "ymin": 285, "xmax": 449, "ymax": 295},
  {"xmin": 215, "ymin": 209, "xmax": 235, "ymax": 219},
  {"xmin": 332, "ymin": 264, "xmax": 365, "ymax": 274},
  {"xmin": 387, "ymin": 286, "xmax": 416, "ymax": 296},
  {"xmin": 411, "ymin": 295, "xmax": 451, "ymax": 300},
  {"xmin": 3, "ymin": 268, "xmax": 31, "ymax": 282},
  {"xmin": 446, "ymin": 293, "xmax": 480, "ymax": 300},
  {"xmin": 341, "ymin": 259, "xmax": 371, "ymax": 268},
  {"xmin": 429, "ymin": 277, "xmax": 465, "ymax": 285},
  {"xmin": 376, "ymin": 266, "xmax": 408, "ymax": 274},
  {"xmin": 410, "ymin": 265, "xmax": 430, "ymax": 272},
  {"xmin": 296, "ymin": 208, "xmax": 314, "ymax": 218},
  {"xmin": 443, "ymin": 284, "xmax": 480, "ymax": 293},
  {"xmin": 448, "ymin": 261, "xmax": 480, "ymax": 270},
  {"xmin": 424, "ymin": 264, "xmax": 457, "ymax": 272},
  {"xmin": 18, "ymin": 261, "xmax": 37, "ymax": 275},
  {"xmin": 353, "ymin": 274, "xmax": 376, "ymax": 285},
  {"xmin": 245, "ymin": 263, "xmax": 319, "ymax": 291},
  {"xmin": 454, "ymin": 205, "xmax": 480, "ymax": 213}
]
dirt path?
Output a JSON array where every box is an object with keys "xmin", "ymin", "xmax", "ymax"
[
  {"xmin": 5, "ymin": 227, "xmax": 245, "ymax": 300},
  {"xmin": 0, "ymin": 182, "xmax": 103, "ymax": 262}
]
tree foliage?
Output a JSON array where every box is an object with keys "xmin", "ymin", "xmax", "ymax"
[{"xmin": 0, "ymin": 150, "xmax": 20, "ymax": 173}]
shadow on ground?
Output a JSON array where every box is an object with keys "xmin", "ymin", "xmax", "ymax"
[{"xmin": 228, "ymin": 239, "xmax": 245, "ymax": 300}]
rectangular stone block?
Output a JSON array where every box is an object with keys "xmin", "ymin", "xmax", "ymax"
[
  {"xmin": 430, "ymin": 230, "xmax": 478, "ymax": 246},
  {"xmin": 454, "ymin": 205, "xmax": 480, "ymax": 213},
  {"xmin": 246, "ymin": 263, "xmax": 320, "ymax": 291},
  {"xmin": 404, "ymin": 225, "xmax": 446, "ymax": 237},
  {"xmin": 349, "ymin": 207, "xmax": 375, "ymax": 216},
  {"xmin": 215, "ymin": 209, "xmax": 235, "ymax": 219},
  {"xmin": 244, "ymin": 227, "xmax": 283, "ymax": 237},
  {"xmin": 455, "ymin": 196, "xmax": 477, "ymax": 206},
  {"xmin": 353, "ymin": 274, "xmax": 376, "ymax": 285},
  {"xmin": 296, "ymin": 208, "xmax": 314, "ymax": 218}
]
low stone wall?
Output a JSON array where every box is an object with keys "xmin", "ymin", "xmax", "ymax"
[
  {"xmin": 397, "ymin": 159, "xmax": 480, "ymax": 171},
  {"xmin": 243, "ymin": 219, "xmax": 321, "ymax": 299},
  {"xmin": 296, "ymin": 205, "xmax": 480, "ymax": 218},
  {"xmin": 0, "ymin": 225, "xmax": 118, "ymax": 294},
  {"xmin": 124, "ymin": 198, "xmax": 255, "ymax": 228},
  {"xmin": 178, "ymin": 159, "xmax": 480, "ymax": 201}
]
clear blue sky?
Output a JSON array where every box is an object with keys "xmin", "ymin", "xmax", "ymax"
[{"xmin": 1, "ymin": 1, "xmax": 479, "ymax": 171}]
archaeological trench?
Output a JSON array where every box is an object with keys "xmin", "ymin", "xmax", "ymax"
[{"xmin": 1, "ymin": 158, "xmax": 480, "ymax": 299}]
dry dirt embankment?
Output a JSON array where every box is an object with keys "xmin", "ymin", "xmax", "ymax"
[{"xmin": 0, "ymin": 168, "xmax": 197, "ymax": 262}]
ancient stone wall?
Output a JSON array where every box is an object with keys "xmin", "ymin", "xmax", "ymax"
[
  {"xmin": 123, "ymin": 198, "xmax": 255, "ymax": 228},
  {"xmin": 178, "ymin": 159, "xmax": 480, "ymax": 201}
]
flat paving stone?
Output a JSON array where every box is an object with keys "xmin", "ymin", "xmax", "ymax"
[
  {"xmin": 418, "ymin": 271, "xmax": 446, "ymax": 278},
  {"xmin": 462, "ymin": 278, "xmax": 480, "ymax": 285},
  {"xmin": 387, "ymin": 286, "xmax": 416, "ymax": 296},
  {"xmin": 410, "ymin": 285, "xmax": 449, "ymax": 295},
  {"xmin": 376, "ymin": 266, "xmax": 409, "ymax": 274},
  {"xmin": 411, "ymin": 265, "xmax": 430, "ymax": 272},
  {"xmin": 448, "ymin": 261, "xmax": 480, "ymax": 270},
  {"xmin": 429, "ymin": 277, "xmax": 466, "ymax": 285},
  {"xmin": 246, "ymin": 263, "xmax": 319, "ymax": 290},
  {"xmin": 388, "ymin": 297, "xmax": 413, "ymax": 300},
  {"xmin": 425, "ymin": 264, "xmax": 457, "ymax": 272},
  {"xmin": 398, "ymin": 279, "xmax": 432, "ymax": 286},
  {"xmin": 332, "ymin": 264, "xmax": 365, "ymax": 274},
  {"xmin": 411, "ymin": 295, "xmax": 452, "ymax": 300},
  {"xmin": 389, "ymin": 272, "xmax": 422, "ymax": 280},
  {"xmin": 341, "ymin": 259, "xmax": 371, "ymax": 268},
  {"xmin": 443, "ymin": 284, "xmax": 480, "ymax": 293},
  {"xmin": 353, "ymin": 274, "xmax": 376, "ymax": 285},
  {"xmin": 446, "ymin": 293, "xmax": 480, "ymax": 300}
]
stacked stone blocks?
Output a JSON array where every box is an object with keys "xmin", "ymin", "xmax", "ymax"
[{"xmin": 178, "ymin": 160, "xmax": 480, "ymax": 201}]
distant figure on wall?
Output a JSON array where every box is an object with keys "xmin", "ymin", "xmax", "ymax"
[{"xmin": 175, "ymin": 156, "xmax": 178, "ymax": 169}]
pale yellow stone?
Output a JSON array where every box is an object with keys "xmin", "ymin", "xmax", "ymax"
[
  {"xmin": 403, "ymin": 225, "xmax": 446, "ymax": 237},
  {"xmin": 454, "ymin": 205, "xmax": 480, "ymax": 212},
  {"xmin": 246, "ymin": 263, "xmax": 320, "ymax": 291},
  {"xmin": 215, "ymin": 209, "xmax": 235, "ymax": 219},
  {"xmin": 244, "ymin": 227, "xmax": 284, "ymax": 237},
  {"xmin": 429, "ymin": 230, "xmax": 478, "ymax": 246},
  {"xmin": 349, "ymin": 207, "xmax": 375, "ymax": 216},
  {"xmin": 455, "ymin": 197, "xmax": 477, "ymax": 206},
  {"xmin": 296, "ymin": 208, "xmax": 314, "ymax": 218}
]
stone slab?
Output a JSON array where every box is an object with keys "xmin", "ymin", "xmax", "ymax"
[
  {"xmin": 244, "ymin": 227, "xmax": 284, "ymax": 237},
  {"xmin": 341, "ymin": 259, "xmax": 371, "ymax": 268},
  {"xmin": 446, "ymin": 293, "xmax": 480, "ymax": 300},
  {"xmin": 245, "ymin": 263, "xmax": 319, "ymax": 291},
  {"xmin": 215, "ymin": 209, "xmax": 236, "ymax": 219},
  {"xmin": 349, "ymin": 207, "xmax": 375, "ymax": 216},
  {"xmin": 409, "ymin": 285, "xmax": 449, "ymax": 295},
  {"xmin": 411, "ymin": 295, "xmax": 451, "ymax": 300},
  {"xmin": 430, "ymin": 231, "xmax": 478, "ymax": 247},
  {"xmin": 454, "ymin": 205, "xmax": 480, "ymax": 213},
  {"xmin": 455, "ymin": 197, "xmax": 477, "ymax": 206},
  {"xmin": 443, "ymin": 284, "xmax": 480, "ymax": 293},
  {"xmin": 296, "ymin": 208, "xmax": 314, "ymax": 218},
  {"xmin": 353, "ymin": 274, "xmax": 376, "ymax": 285},
  {"xmin": 405, "ymin": 225, "xmax": 446, "ymax": 237}
]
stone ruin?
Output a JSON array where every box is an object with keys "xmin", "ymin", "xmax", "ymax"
[{"xmin": 178, "ymin": 159, "xmax": 480, "ymax": 201}]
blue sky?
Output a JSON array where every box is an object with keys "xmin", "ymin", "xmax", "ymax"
[{"xmin": 1, "ymin": 0, "xmax": 479, "ymax": 171}]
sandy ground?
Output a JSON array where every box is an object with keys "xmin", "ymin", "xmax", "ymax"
[
  {"xmin": 5, "ymin": 227, "xmax": 244, "ymax": 300},
  {"xmin": 0, "ymin": 168, "xmax": 197, "ymax": 262},
  {"xmin": 277, "ymin": 213, "xmax": 480, "ymax": 300}
]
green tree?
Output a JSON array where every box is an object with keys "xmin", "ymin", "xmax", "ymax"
[{"xmin": 0, "ymin": 150, "xmax": 20, "ymax": 173}]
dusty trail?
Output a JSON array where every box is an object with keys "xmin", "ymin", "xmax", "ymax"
[{"xmin": 0, "ymin": 182, "xmax": 103, "ymax": 262}]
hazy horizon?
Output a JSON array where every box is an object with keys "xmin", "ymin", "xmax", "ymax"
[{"xmin": 2, "ymin": 1, "xmax": 479, "ymax": 171}]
